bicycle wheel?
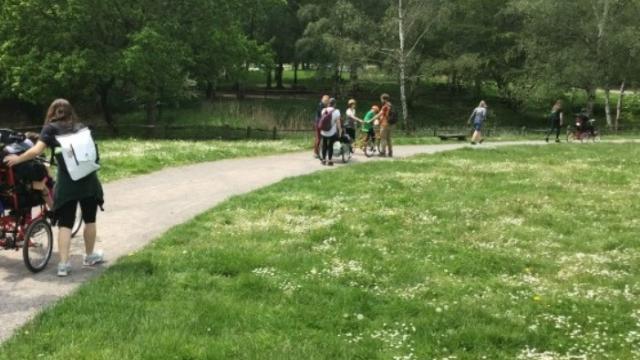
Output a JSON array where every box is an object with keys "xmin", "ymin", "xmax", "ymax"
[
  {"xmin": 341, "ymin": 144, "xmax": 351, "ymax": 163},
  {"xmin": 23, "ymin": 218, "xmax": 53, "ymax": 273},
  {"xmin": 364, "ymin": 139, "xmax": 375, "ymax": 158},
  {"xmin": 71, "ymin": 204, "xmax": 83, "ymax": 237}
]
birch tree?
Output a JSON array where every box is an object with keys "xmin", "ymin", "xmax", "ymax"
[{"xmin": 381, "ymin": 0, "xmax": 443, "ymax": 130}]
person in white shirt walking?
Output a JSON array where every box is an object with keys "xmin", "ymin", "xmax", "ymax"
[{"xmin": 468, "ymin": 100, "xmax": 488, "ymax": 145}]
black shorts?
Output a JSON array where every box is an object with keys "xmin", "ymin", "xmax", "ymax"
[{"xmin": 56, "ymin": 197, "xmax": 98, "ymax": 229}]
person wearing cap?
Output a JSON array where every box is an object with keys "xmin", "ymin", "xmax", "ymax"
[
  {"xmin": 314, "ymin": 95, "xmax": 330, "ymax": 159},
  {"xmin": 344, "ymin": 99, "xmax": 364, "ymax": 153},
  {"xmin": 319, "ymin": 98, "xmax": 342, "ymax": 166}
]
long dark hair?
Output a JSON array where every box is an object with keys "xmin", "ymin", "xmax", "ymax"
[{"xmin": 44, "ymin": 99, "xmax": 78, "ymax": 125}]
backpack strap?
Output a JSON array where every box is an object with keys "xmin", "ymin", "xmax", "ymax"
[{"xmin": 49, "ymin": 147, "xmax": 56, "ymax": 166}]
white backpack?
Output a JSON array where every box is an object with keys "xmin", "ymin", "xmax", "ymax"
[{"xmin": 55, "ymin": 127, "xmax": 100, "ymax": 181}]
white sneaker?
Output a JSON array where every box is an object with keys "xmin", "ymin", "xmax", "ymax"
[
  {"xmin": 57, "ymin": 262, "xmax": 71, "ymax": 277},
  {"xmin": 83, "ymin": 251, "xmax": 104, "ymax": 266}
]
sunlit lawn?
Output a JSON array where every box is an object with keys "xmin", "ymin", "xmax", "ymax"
[
  {"xmin": 97, "ymin": 138, "xmax": 309, "ymax": 182},
  {"xmin": 2, "ymin": 143, "xmax": 639, "ymax": 359}
]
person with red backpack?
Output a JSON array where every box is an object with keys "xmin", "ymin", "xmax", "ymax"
[
  {"xmin": 318, "ymin": 98, "xmax": 342, "ymax": 166},
  {"xmin": 378, "ymin": 93, "xmax": 397, "ymax": 157}
]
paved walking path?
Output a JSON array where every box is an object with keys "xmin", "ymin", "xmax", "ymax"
[{"xmin": 0, "ymin": 141, "xmax": 545, "ymax": 342}]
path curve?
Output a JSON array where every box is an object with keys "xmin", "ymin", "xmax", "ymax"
[{"xmin": 0, "ymin": 141, "xmax": 543, "ymax": 341}]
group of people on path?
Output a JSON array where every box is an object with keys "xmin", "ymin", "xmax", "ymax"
[
  {"xmin": 4, "ymin": 99, "xmax": 104, "ymax": 277},
  {"xmin": 313, "ymin": 94, "xmax": 396, "ymax": 164},
  {"xmin": 310, "ymin": 94, "xmax": 596, "ymax": 153},
  {"xmin": 312, "ymin": 94, "xmax": 493, "ymax": 154}
]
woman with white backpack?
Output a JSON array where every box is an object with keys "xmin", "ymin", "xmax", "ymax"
[{"xmin": 4, "ymin": 99, "xmax": 104, "ymax": 277}]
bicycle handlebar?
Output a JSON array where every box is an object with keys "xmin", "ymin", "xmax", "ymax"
[{"xmin": 0, "ymin": 129, "xmax": 26, "ymax": 145}]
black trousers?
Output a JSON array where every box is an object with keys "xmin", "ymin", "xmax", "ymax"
[
  {"xmin": 345, "ymin": 128, "xmax": 356, "ymax": 152},
  {"xmin": 345, "ymin": 128, "xmax": 356, "ymax": 141},
  {"xmin": 321, "ymin": 134, "xmax": 338, "ymax": 161},
  {"xmin": 546, "ymin": 121, "xmax": 561, "ymax": 140}
]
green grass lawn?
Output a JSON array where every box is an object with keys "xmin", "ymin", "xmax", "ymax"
[
  {"xmin": 91, "ymin": 135, "xmax": 551, "ymax": 183},
  {"xmin": 92, "ymin": 134, "xmax": 526, "ymax": 183},
  {"xmin": 95, "ymin": 135, "xmax": 448, "ymax": 183},
  {"xmin": 3, "ymin": 143, "xmax": 639, "ymax": 359},
  {"xmin": 97, "ymin": 138, "xmax": 309, "ymax": 182}
]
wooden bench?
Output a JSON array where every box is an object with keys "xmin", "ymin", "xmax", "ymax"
[{"xmin": 438, "ymin": 134, "xmax": 467, "ymax": 141}]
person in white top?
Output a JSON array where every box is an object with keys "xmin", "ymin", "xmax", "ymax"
[
  {"xmin": 320, "ymin": 98, "xmax": 342, "ymax": 166},
  {"xmin": 344, "ymin": 99, "xmax": 364, "ymax": 154},
  {"xmin": 467, "ymin": 100, "xmax": 488, "ymax": 145}
]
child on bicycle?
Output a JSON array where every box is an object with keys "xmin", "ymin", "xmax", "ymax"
[
  {"xmin": 3, "ymin": 132, "xmax": 52, "ymax": 209},
  {"xmin": 359, "ymin": 105, "xmax": 380, "ymax": 149}
]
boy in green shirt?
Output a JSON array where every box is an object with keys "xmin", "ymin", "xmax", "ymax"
[{"xmin": 360, "ymin": 105, "xmax": 380, "ymax": 147}]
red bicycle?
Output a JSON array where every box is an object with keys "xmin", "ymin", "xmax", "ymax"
[{"xmin": 0, "ymin": 129, "xmax": 53, "ymax": 273}]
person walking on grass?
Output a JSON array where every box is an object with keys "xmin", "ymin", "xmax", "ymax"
[
  {"xmin": 545, "ymin": 100, "xmax": 564, "ymax": 143},
  {"xmin": 4, "ymin": 99, "xmax": 104, "ymax": 277},
  {"xmin": 344, "ymin": 99, "xmax": 364, "ymax": 153},
  {"xmin": 379, "ymin": 94, "xmax": 394, "ymax": 157},
  {"xmin": 319, "ymin": 98, "xmax": 342, "ymax": 166},
  {"xmin": 314, "ymin": 95, "xmax": 330, "ymax": 159},
  {"xmin": 468, "ymin": 100, "xmax": 488, "ymax": 145}
]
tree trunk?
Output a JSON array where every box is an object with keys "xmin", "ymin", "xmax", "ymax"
[
  {"xmin": 97, "ymin": 80, "xmax": 117, "ymax": 135},
  {"xmin": 145, "ymin": 100, "xmax": 158, "ymax": 137},
  {"xmin": 293, "ymin": 62, "xmax": 299, "ymax": 89},
  {"xmin": 585, "ymin": 87, "xmax": 597, "ymax": 117},
  {"xmin": 474, "ymin": 78, "xmax": 482, "ymax": 98},
  {"xmin": 350, "ymin": 63, "xmax": 359, "ymax": 82},
  {"xmin": 332, "ymin": 64, "xmax": 341, "ymax": 97},
  {"xmin": 266, "ymin": 67, "xmax": 273, "ymax": 89},
  {"xmin": 349, "ymin": 63, "xmax": 360, "ymax": 93},
  {"xmin": 205, "ymin": 80, "xmax": 217, "ymax": 101},
  {"xmin": 275, "ymin": 63, "xmax": 284, "ymax": 89},
  {"xmin": 604, "ymin": 87, "xmax": 612, "ymax": 128},
  {"xmin": 615, "ymin": 80, "xmax": 625, "ymax": 132},
  {"xmin": 398, "ymin": 0, "xmax": 410, "ymax": 131},
  {"xmin": 235, "ymin": 81, "xmax": 245, "ymax": 100},
  {"xmin": 450, "ymin": 71, "xmax": 458, "ymax": 94}
]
